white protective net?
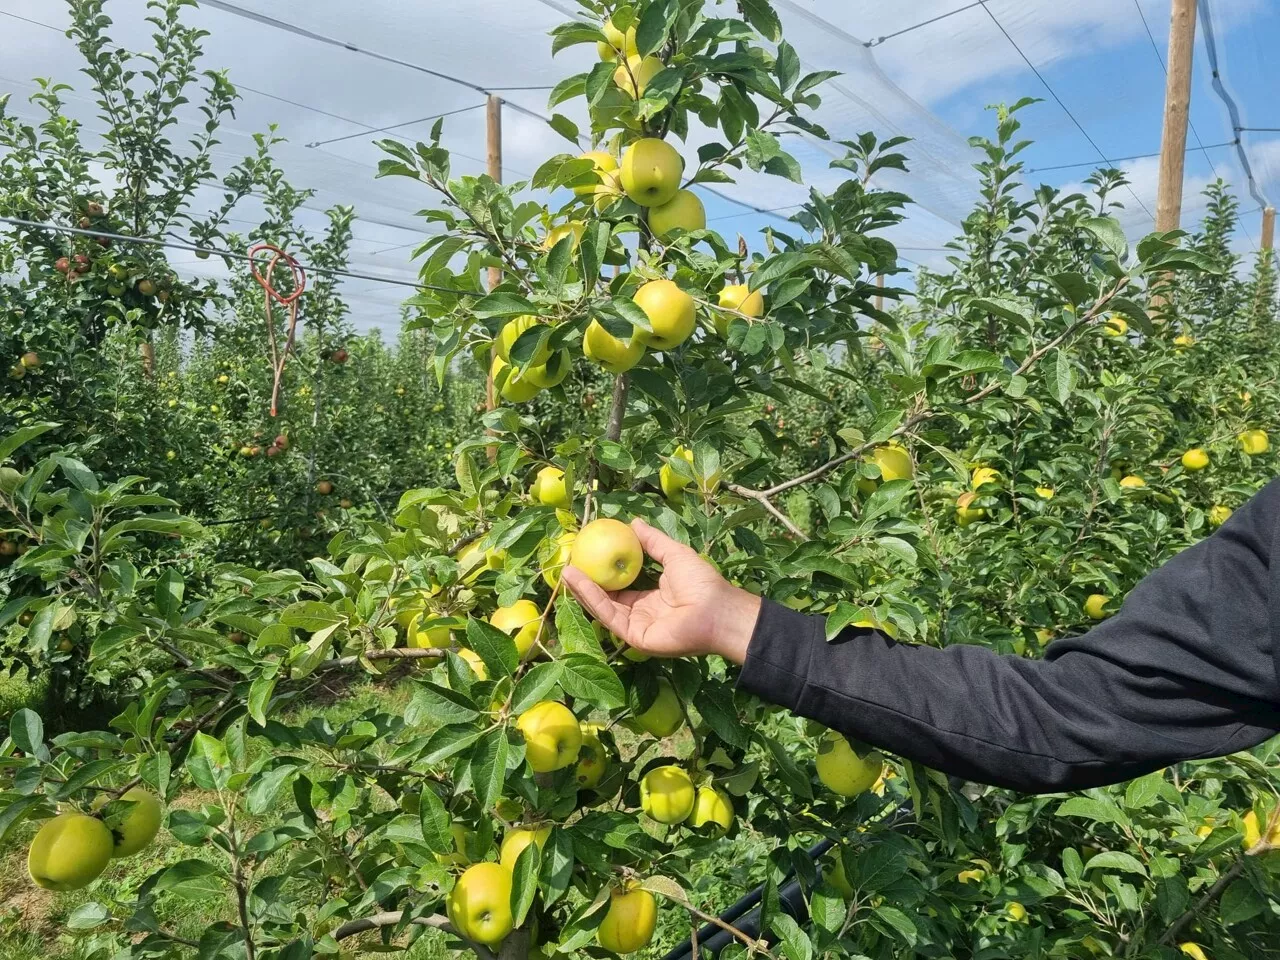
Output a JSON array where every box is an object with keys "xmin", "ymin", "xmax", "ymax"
[{"xmin": 2, "ymin": 0, "xmax": 1277, "ymax": 332}]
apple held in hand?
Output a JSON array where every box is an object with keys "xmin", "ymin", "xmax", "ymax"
[
  {"xmin": 620, "ymin": 138, "xmax": 683, "ymax": 207},
  {"xmin": 570, "ymin": 518, "xmax": 643, "ymax": 591},
  {"xmin": 648, "ymin": 190, "xmax": 705, "ymax": 240},
  {"xmin": 517, "ymin": 700, "xmax": 583, "ymax": 773},
  {"xmin": 633, "ymin": 279, "xmax": 695, "ymax": 351},
  {"xmin": 583, "ymin": 319, "xmax": 645, "ymax": 373}
]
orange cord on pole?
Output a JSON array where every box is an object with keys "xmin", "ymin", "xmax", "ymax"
[{"xmin": 248, "ymin": 243, "xmax": 307, "ymax": 418}]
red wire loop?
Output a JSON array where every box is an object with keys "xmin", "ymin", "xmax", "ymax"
[{"xmin": 248, "ymin": 243, "xmax": 307, "ymax": 417}]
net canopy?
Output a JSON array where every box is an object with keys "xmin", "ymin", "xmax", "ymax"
[{"xmin": 2, "ymin": 0, "xmax": 1277, "ymax": 332}]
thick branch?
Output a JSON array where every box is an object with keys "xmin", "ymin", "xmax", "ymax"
[
  {"xmin": 322, "ymin": 648, "xmax": 449, "ymax": 671},
  {"xmin": 333, "ymin": 911, "xmax": 498, "ymax": 960},
  {"xmin": 725, "ymin": 482, "xmax": 807, "ymax": 540}
]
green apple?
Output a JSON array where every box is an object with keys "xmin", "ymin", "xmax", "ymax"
[
  {"xmin": 583, "ymin": 319, "xmax": 645, "ymax": 373},
  {"xmin": 613, "ymin": 55, "xmax": 664, "ymax": 99},
  {"xmin": 634, "ymin": 279, "xmax": 695, "ymax": 350},
  {"xmin": 648, "ymin": 190, "xmax": 705, "ymax": 240},
  {"xmin": 524, "ymin": 349, "xmax": 572, "ymax": 389},
  {"xmin": 27, "ymin": 813, "xmax": 113, "ymax": 890},
  {"xmin": 517, "ymin": 701, "xmax": 582, "ymax": 772},
  {"xmin": 494, "ymin": 315, "xmax": 547, "ymax": 364},
  {"xmin": 715, "ymin": 284, "xmax": 764, "ymax": 336},
  {"xmin": 597, "ymin": 17, "xmax": 638, "ymax": 61},
  {"xmin": 490, "ymin": 356, "xmax": 541, "ymax": 403},
  {"xmin": 573, "ymin": 152, "xmax": 618, "ymax": 196},
  {"xmin": 531, "ymin": 466, "xmax": 570, "ymax": 508},
  {"xmin": 620, "ymin": 138, "xmax": 683, "ymax": 207}
]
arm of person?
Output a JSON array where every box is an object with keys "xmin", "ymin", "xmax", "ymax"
[
  {"xmin": 738, "ymin": 480, "xmax": 1280, "ymax": 791},
  {"xmin": 565, "ymin": 481, "xmax": 1280, "ymax": 794}
]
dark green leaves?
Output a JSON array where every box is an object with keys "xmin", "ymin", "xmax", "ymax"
[{"xmin": 466, "ymin": 616, "xmax": 521, "ymax": 679}]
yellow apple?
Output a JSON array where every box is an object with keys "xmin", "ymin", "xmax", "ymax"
[
  {"xmin": 575, "ymin": 724, "xmax": 609, "ymax": 788},
  {"xmin": 405, "ymin": 611, "xmax": 453, "ymax": 650},
  {"xmin": 815, "ymin": 729, "xmax": 884, "ymax": 797},
  {"xmin": 593, "ymin": 170, "xmax": 625, "ymax": 213},
  {"xmin": 639, "ymin": 765, "xmax": 696, "ymax": 823},
  {"xmin": 957, "ymin": 868, "xmax": 986, "ymax": 884},
  {"xmin": 971, "ymin": 466, "xmax": 1001, "ymax": 490},
  {"xmin": 490, "ymin": 599, "xmax": 544, "ymax": 659},
  {"xmin": 447, "ymin": 862, "xmax": 513, "ymax": 946},
  {"xmin": 531, "ymin": 466, "xmax": 570, "ymax": 508},
  {"xmin": 544, "ymin": 220, "xmax": 586, "ymax": 251},
  {"xmin": 97, "ymin": 787, "xmax": 163, "ymax": 858},
  {"xmin": 659, "ymin": 446, "xmax": 694, "ymax": 501},
  {"xmin": 597, "ymin": 17, "xmax": 638, "ymax": 61},
  {"xmin": 1178, "ymin": 944, "xmax": 1208, "ymax": 960},
  {"xmin": 955, "ymin": 491, "xmax": 985, "ymax": 526},
  {"xmin": 635, "ymin": 677, "xmax": 683, "ymax": 737},
  {"xmin": 436, "ymin": 822, "xmax": 474, "ymax": 866},
  {"xmin": 687, "ymin": 785, "xmax": 734, "ymax": 833},
  {"xmin": 1209, "ymin": 504, "xmax": 1232, "ymax": 527},
  {"xmin": 1083, "ymin": 593, "xmax": 1112, "ymax": 620},
  {"xmin": 499, "ymin": 826, "xmax": 551, "ymax": 871},
  {"xmin": 494, "ymin": 315, "xmax": 547, "ymax": 364},
  {"xmin": 1119, "ymin": 475, "xmax": 1146, "ymax": 489},
  {"xmin": 597, "ymin": 885, "xmax": 657, "ymax": 953},
  {"xmin": 490, "ymin": 356, "xmax": 541, "ymax": 403},
  {"xmin": 1103, "ymin": 316, "xmax": 1127, "ymax": 337},
  {"xmin": 1181, "ymin": 448, "xmax": 1209, "ymax": 471},
  {"xmin": 1034, "ymin": 485, "xmax": 1055, "ymax": 499},
  {"xmin": 648, "ymin": 190, "xmax": 705, "ymax": 240},
  {"xmin": 620, "ymin": 138, "xmax": 683, "ymax": 207},
  {"xmin": 524, "ymin": 350, "xmax": 572, "ymax": 389},
  {"xmin": 570, "ymin": 517, "xmax": 643, "ymax": 591},
  {"xmin": 543, "ymin": 530, "xmax": 577, "ymax": 589},
  {"xmin": 715, "ymin": 283, "xmax": 764, "ymax": 335},
  {"xmin": 871, "ymin": 444, "xmax": 912, "ymax": 481},
  {"xmin": 1239, "ymin": 429, "xmax": 1270, "ymax": 455},
  {"xmin": 614, "ymin": 55, "xmax": 664, "ymax": 99},
  {"xmin": 573, "ymin": 152, "xmax": 617, "ymax": 196},
  {"xmin": 27, "ymin": 813, "xmax": 114, "ymax": 891},
  {"xmin": 458, "ymin": 648, "xmax": 488, "ymax": 680},
  {"xmin": 1173, "ymin": 333, "xmax": 1194, "ymax": 350},
  {"xmin": 517, "ymin": 701, "xmax": 583, "ymax": 773},
  {"xmin": 633, "ymin": 278, "xmax": 695, "ymax": 350},
  {"xmin": 1006, "ymin": 901, "xmax": 1028, "ymax": 922},
  {"xmin": 583, "ymin": 319, "xmax": 645, "ymax": 373}
]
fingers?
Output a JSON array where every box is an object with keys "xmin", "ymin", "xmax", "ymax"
[
  {"xmin": 631, "ymin": 517, "xmax": 693, "ymax": 566},
  {"xmin": 562, "ymin": 566, "xmax": 630, "ymax": 638}
]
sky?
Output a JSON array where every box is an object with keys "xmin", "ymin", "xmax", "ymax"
[{"xmin": 1, "ymin": 0, "xmax": 1278, "ymax": 333}]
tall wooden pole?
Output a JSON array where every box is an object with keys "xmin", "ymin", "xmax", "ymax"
[
  {"xmin": 875, "ymin": 274, "xmax": 884, "ymax": 312},
  {"xmin": 1262, "ymin": 206, "xmax": 1276, "ymax": 252},
  {"xmin": 484, "ymin": 95, "xmax": 502, "ymax": 452},
  {"xmin": 1154, "ymin": 0, "xmax": 1197, "ymax": 233}
]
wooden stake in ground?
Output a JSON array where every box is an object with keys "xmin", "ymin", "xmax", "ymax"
[
  {"xmin": 875, "ymin": 273, "xmax": 885, "ymax": 312},
  {"xmin": 485, "ymin": 95, "xmax": 502, "ymax": 459},
  {"xmin": 1154, "ymin": 0, "xmax": 1197, "ymax": 233},
  {"xmin": 1262, "ymin": 206, "xmax": 1276, "ymax": 252}
]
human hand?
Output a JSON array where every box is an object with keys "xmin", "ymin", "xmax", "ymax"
[{"xmin": 561, "ymin": 518, "xmax": 761, "ymax": 664}]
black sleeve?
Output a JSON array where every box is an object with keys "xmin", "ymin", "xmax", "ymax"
[{"xmin": 738, "ymin": 479, "xmax": 1280, "ymax": 792}]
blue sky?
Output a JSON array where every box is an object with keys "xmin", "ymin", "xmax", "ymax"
[{"xmin": 2, "ymin": 0, "xmax": 1278, "ymax": 328}]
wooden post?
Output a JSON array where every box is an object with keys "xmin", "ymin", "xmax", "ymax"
[
  {"xmin": 1154, "ymin": 0, "xmax": 1197, "ymax": 233},
  {"xmin": 485, "ymin": 94, "xmax": 502, "ymax": 459},
  {"xmin": 875, "ymin": 274, "xmax": 884, "ymax": 312},
  {"xmin": 1262, "ymin": 206, "xmax": 1276, "ymax": 252}
]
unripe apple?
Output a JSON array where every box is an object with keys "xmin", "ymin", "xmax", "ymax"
[
  {"xmin": 490, "ymin": 356, "xmax": 541, "ymax": 403},
  {"xmin": 871, "ymin": 444, "xmax": 913, "ymax": 482},
  {"xmin": 544, "ymin": 220, "xmax": 586, "ymax": 251},
  {"xmin": 524, "ymin": 349, "xmax": 572, "ymax": 389},
  {"xmin": 635, "ymin": 677, "xmax": 683, "ymax": 737},
  {"xmin": 715, "ymin": 284, "xmax": 764, "ymax": 335},
  {"xmin": 137, "ymin": 278, "xmax": 156, "ymax": 296},
  {"xmin": 620, "ymin": 138, "xmax": 683, "ymax": 207},
  {"xmin": 315, "ymin": 480, "xmax": 333, "ymax": 495},
  {"xmin": 597, "ymin": 885, "xmax": 657, "ymax": 953},
  {"xmin": 499, "ymin": 825, "xmax": 550, "ymax": 871},
  {"xmin": 573, "ymin": 151, "xmax": 618, "ymax": 196},
  {"xmin": 93, "ymin": 787, "xmax": 163, "ymax": 858},
  {"xmin": 633, "ymin": 278, "xmax": 695, "ymax": 351},
  {"xmin": 8, "ymin": 364, "xmax": 25, "ymax": 380},
  {"xmin": 570, "ymin": 517, "xmax": 643, "ymax": 591},
  {"xmin": 614, "ymin": 54, "xmax": 664, "ymax": 99},
  {"xmin": 815, "ymin": 729, "xmax": 883, "ymax": 796},
  {"xmin": 516, "ymin": 700, "xmax": 582, "ymax": 773},
  {"xmin": 494, "ymin": 315, "xmax": 547, "ymax": 364},
  {"xmin": 639, "ymin": 765, "xmax": 696, "ymax": 823},
  {"xmin": 1180, "ymin": 448, "xmax": 1209, "ymax": 471},
  {"xmin": 597, "ymin": 17, "xmax": 638, "ymax": 61},
  {"xmin": 531, "ymin": 465, "xmax": 570, "ymax": 508},
  {"xmin": 648, "ymin": 190, "xmax": 705, "ymax": 240},
  {"xmin": 575, "ymin": 723, "xmax": 609, "ymax": 788},
  {"xmin": 446, "ymin": 862, "xmax": 513, "ymax": 946},
  {"xmin": 489, "ymin": 599, "xmax": 544, "ymax": 659},
  {"xmin": 543, "ymin": 530, "xmax": 577, "ymax": 590},
  {"xmin": 687, "ymin": 785, "xmax": 734, "ymax": 833},
  {"xmin": 583, "ymin": 319, "xmax": 644, "ymax": 373},
  {"xmin": 27, "ymin": 813, "xmax": 114, "ymax": 890}
]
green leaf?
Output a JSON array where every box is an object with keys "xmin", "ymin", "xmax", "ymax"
[
  {"xmin": 417, "ymin": 786, "xmax": 454, "ymax": 855},
  {"xmin": 1049, "ymin": 349, "xmax": 1074, "ymax": 405},
  {"xmin": 406, "ymin": 681, "xmax": 481, "ymax": 726},
  {"xmin": 247, "ymin": 675, "xmax": 275, "ymax": 728},
  {"xmin": 470, "ymin": 727, "xmax": 509, "ymax": 809},
  {"xmin": 1055, "ymin": 796, "xmax": 1130, "ymax": 829},
  {"xmin": 0, "ymin": 421, "xmax": 58, "ymax": 462},
  {"xmin": 560, "ymin": 654, "xmax": 625, "ymax": 709},
  {"xmin": 186, "ymin": 732, "xmax": 231, "ymax": 791},
  {"xmin": 510, "ymin": 842, "xmax": 542, "ymax": 926},
  {"xmin": 871, "ymin": 905, "xmax": 917, "ymax": 947},
  {"xmin": 471, "ymin": 292, "xmax": 536, "ymax": 319},
  {"xmin": 279, "ymin": 601, "xmax": 344, "ymax": 631},
  {"xmin": 155, "ymin": 569, "xmax": 184, "ymax": 621},
  {"xmin": 1084, "ymin": 851, "xmax": 1147, "ymax": 877},
  {"xmin": 245, "ymin": 759, "xmax": 304, "ymax": 815},
  {"xmin": 739, "ymin": 0, "xmax": 782, "ymax": 40},
  {"xmin": 1123, "ymin": 772, "xmax": 1163, "ymax": 809},
  {"xmin": 10, "ymin": 708, "xmax": 43, "ymax": 755},
  {"xmin": 861, "ymin": 479, "xmax": 913, "ymax": 524},
  {"xmin": 556, "ymin": 597, "xmax": 605, "ymax": 659},
  {"xmin": 65, "ymin": 902, "xmax": 110, "ymax": 930},
  {"xmin": 694, "ymin": 682, "xmax": 749, "ymax": 749},
  {"xmin": 1220, "ymin": 877, "xmax": 1265, "ymax": 926},
  {"xmin": 770, "ymin": 913, "xmax": 811, "ymax": 960},
  {"xmin": 153, "ymin": 859, "xmax": 227, "ymax": 900},
  {"xmin": 0, "ymin": 797, "xmax": 44, "ymax": 845},
  {"xmin": 466, "ymin": 617, "xmax": 520, "ymax": 679},
  {"xmin": 511, "ymin": 661, "xmax": 565, "ymax": 714},
  {"xmin": 1082, "ymin": 215, "xmax": 1127, "ymax": 259}
]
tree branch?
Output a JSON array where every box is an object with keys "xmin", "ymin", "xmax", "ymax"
[{"xmin": 332, "ymin": 911, "xmax": 498, "ymax": 960}]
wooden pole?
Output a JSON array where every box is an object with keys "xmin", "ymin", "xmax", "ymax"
[
  {"xmin": 1262, "ymin": 206, "xmax": 1276, "ymax": 251},
  {"xmin": 875, "ymin": 274, "xmax": 884, "ymax": 312},
  {"xmin": 1154, "ymin": 0, "xmax": 1197, "ymax": 233},
  {"xmin": 484, "ymin": 95, "xmax": 502, "ymax": 459}
]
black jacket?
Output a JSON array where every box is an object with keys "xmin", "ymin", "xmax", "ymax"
[{"xmin": 738, "ymin": 479, "xmax": 1280, "ymax": 792}]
